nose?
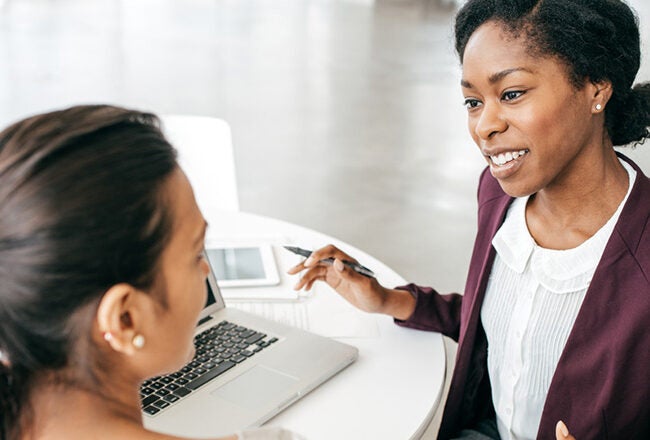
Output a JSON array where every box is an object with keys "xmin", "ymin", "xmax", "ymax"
[{"xmin": 474, "ymin": 102, "xmax": 507, "ymax": 140}]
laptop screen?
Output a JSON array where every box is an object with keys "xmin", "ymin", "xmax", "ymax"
[
  {"xmin": 196, "ymin": 250, "xmax": 228, "ymax": 325},
  {"xmin": 205, "ymin": 280, "xmax": 217, "ymax": 308}
]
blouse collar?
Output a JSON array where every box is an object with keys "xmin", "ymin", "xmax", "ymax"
[{"xmin": 492, "ymin": 160, "xmax": 636, "ymax": 294}]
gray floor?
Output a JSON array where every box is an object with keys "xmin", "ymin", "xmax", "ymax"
[{"xmin": 1, "ymin": 0, "xmax": 649, "ymax": 437}]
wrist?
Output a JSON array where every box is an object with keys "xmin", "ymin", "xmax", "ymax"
[{"xmin": 381, "ymin": 288, "xmax": 416, "ymax": 320}]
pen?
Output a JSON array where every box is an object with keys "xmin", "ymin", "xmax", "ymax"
[{"xmin": 284, "ymin": 246, "xmax": 375, "ymax": 278}]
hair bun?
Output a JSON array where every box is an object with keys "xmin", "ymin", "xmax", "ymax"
[{"xmin": 608, "ymin": 82, "xmax": 650, "ymax": 146}]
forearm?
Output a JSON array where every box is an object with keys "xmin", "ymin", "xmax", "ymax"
[{"xmin": 391, "ymin": 284, "xmax": 463, "ymax": 340}]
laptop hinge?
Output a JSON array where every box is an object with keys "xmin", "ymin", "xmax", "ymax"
[{"xmin": 197, "ymin": 315, "xmax": 213, "ymax": 327}]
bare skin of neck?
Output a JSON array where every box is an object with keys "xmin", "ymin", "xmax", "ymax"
[
  {"xmin": 525, "ymin": 144, "xmax": 629, "ymax": 250},
  {"xmin": 24, "ymin": 377, "xmax": 236, "ymax": 440}
]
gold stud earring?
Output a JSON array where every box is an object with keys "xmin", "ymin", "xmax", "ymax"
[
  {"xmin": 595, "ymin": 104, "xmax": 603, "ymax": 111},
  {"xmin": 132, "ymin": 334, "xmax": 145, "ymax": 349}
]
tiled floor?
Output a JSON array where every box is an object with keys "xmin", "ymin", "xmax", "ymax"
[{"xmin": 1, "ymin": 0, "xmax": 648, "ymax": 437}]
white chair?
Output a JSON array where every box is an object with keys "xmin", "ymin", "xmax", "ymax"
[{"xmin": 161, "ymin": 115, "xmax": 240, "ymax": 217}]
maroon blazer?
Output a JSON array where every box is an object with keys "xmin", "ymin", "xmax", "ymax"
[{"xmin": 396, "ymin": 154, "xmax": 649, "ymax": 439}]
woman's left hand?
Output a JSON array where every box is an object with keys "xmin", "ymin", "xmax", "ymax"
[{"xmin": 556, "ymin": 421, "xmax": 576, "ymax": 440}]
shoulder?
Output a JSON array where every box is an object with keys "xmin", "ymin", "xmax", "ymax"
[
  {"xmin": 477, "ymin": 166, "xmax": 507, "ymax": 204},
  {"xmin": 476, "ymin": 167, "xmax": 511, "ymax": 218},
  {"xmin": 616, "ymin": 154, "xmax": 650, "ymax": 283}
]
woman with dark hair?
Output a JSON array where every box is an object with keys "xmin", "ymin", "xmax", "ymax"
[
  {"xmin": 0, "ymin": 105, "xmax": 302, "ymax": 440},
  {"xmin": 290, "ymin": 0, "xmax": 649, "ymax": 439}
]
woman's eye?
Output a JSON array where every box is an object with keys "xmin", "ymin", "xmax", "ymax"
[
  {"xmin": 463, "ymin": 98, "xmax": 482, "ymax": 109},
  {"xmin": 502, "ymin": 90, "xmax": 524, "ymax": 101}
]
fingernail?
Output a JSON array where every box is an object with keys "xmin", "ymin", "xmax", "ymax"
[
  {"xmin": 557, "ymin": 421, "xmax": 569, "ymax": 437},
  {"xmin": 334, "ymin": 259, "xmax": 344, "ymax": 272},
  {"xmin": 293, "ymin": 283, "xmax": 300, "ymax": 290},
  {"xmin": 304, "ymin": 256, "xmax": 314, "ymax": 266}
]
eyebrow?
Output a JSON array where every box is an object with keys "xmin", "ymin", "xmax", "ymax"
[
  {"xmin": 193, "ymin": 221, "xmax": 209, "ymax": 248},
  {"xmin": 461, "ymin": 67, "xmax": 534, "ymax": 89}
]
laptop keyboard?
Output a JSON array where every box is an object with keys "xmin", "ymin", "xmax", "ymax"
[{"xmin": 140, "ymin": 320, "xmax": 278, "ymax": 416}]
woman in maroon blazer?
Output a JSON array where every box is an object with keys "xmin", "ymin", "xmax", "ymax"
[{"xmin": 290, "ymin": 0, "xmax": 649, "ymax": 438}]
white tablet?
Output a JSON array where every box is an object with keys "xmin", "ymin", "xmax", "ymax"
[{"xmin": 206, "ymin": 245, "xmax": 280, "ymax": 288}]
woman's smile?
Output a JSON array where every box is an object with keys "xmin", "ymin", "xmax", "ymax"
[{"xmin": 486, "ymin": 148, "xmax": 529, "ymax": 179}]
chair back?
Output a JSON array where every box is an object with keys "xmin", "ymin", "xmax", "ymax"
[{"xmin": 161, "ymin": 115, "xmax": 240, "ymax": 216}]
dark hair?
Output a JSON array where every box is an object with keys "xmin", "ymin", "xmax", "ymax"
[
  {"xmin": 454, "ymin": 0, "xmax": 650, "ymax": 146},
  {"xmin": 0, "ymin": 105, "xmax": 178, "ymax": 439}
]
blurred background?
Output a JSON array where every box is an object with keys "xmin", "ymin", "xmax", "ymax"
[{"xmin": 1, "ymin": 0, "xmax": 648, "ymax": 296}]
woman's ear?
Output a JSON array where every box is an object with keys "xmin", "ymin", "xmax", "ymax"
[
  {"xmin": 590, "ymin": 79, "xmax": 613, "ymax": 113},
  {"xmin": 96, "ymin": 283, "xmax": 152, "ymax": 356}
]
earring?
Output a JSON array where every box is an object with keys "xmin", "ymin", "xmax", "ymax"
[
  {"xmin": 0, "ymin": 350, "xmax": 10, "ymax": 368},
  {"xmin": 103, "ymin": 332, "xmax": 113, "ymax": 342},
  {"xmin": 595, "ymin": 104, "xmax": 603, "ymax": 111},
  {"xmin": 132, "ymin": 334, "xmax": 146, "ymax": 349}
]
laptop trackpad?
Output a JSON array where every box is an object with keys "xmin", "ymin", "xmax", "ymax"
[{"xmin": 211, "ymin": 365, "xmax": 299, "ymax": 410}]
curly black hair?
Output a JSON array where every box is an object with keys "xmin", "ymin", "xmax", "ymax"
[{"xmin": 455, "ymin": 0, "xmax": 650, "ymax": 146}]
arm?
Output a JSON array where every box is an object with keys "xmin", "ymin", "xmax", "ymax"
[
  {"xmin": 288, "ymin": 245, "xmax": 463, "ymax": 339},
  {"xmin": 393, "ymin": 284, "xmax": 463, "ymax": 341},
  {"xmin": 289, "ymin": 245, "xmax": 415, "ymax": 318}
]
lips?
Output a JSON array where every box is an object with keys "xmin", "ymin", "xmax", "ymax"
[{"xmin": 484, "ymin": 148, "xmax": 529, "ymax": 181}]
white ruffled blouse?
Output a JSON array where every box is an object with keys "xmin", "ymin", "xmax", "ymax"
[{"xmin": 481, "ymin": 159, "xmax": 636, "ymax": 440}]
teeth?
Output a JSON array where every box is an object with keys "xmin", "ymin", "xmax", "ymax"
[{"xmin": 491, "ymin": 149, "xmax": 527, "ymax": 166}]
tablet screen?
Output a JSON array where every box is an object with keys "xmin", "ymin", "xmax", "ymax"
[{"xmin": 207, "ymin": 247, "xmax": 266, "ymax": 281}]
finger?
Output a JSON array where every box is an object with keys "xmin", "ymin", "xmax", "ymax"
[
  {"xmin": 286, "ymin": 262, "xmax": 305, "ymax": 275},
  {"xmin": 293, "ymin": 265, "xmax": 328, "ymax": 291},
  {"xmin": 305, "ymin": 244, "xmax": 358, "ymax": 268},
  {"xmin": 305, "ymin": 275, "xmax": 326, "ymax": 291},
  {"xmin": 555, "ymin": 421, "xmax": 575, "ymax": 440},
  {"xmin": 332, "ymin": 258, "xmax": 365, "ymax": 284}
]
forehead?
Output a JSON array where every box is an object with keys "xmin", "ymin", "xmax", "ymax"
[
  {"xmin": 462, "ymin": 21, "xmax": 540, "ymax": 78},
  {"xmin": 165, "ymin": 168, "xmax": 204, "ymax": 237}
]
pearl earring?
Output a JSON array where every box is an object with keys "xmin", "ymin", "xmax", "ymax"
[
  {"xmin": 132, "ymin": 334, "xmax": 146, "ymax": 349},
  {"xmin": 595, "ymin": 104, "xmax": 602, "ymax": 111},
  {"xmin": 103, "ymin": 332, "xmax": 113, "ymax": 342},
  {"xmin": 0, "ymin": 350, "xmax": 10, "ymax": 368}
]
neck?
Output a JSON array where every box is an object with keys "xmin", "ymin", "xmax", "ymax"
[
  {"xmin": 526, "ymin": 149, "xmax": 629, "ymax": 250},
  {"xmin": 26, "ymin": 372, "xmax": 144, "ymax": 439}
]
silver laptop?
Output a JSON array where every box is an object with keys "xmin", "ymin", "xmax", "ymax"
[{"xmin": 142, "ymin": 252, "xmax": 358, "ymax": 437}]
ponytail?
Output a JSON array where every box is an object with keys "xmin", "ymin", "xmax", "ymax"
[{"xmin": 607, "ymin": 82, "xmax": 650, "ymax": 146}]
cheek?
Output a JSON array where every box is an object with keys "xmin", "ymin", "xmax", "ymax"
[
  {"xmin": 195, "ymin": 265, "xmax": 209, "ymax": 312},
  {"xmin": 514, "ymin": 101, "xmax": 555, "ymax": 134},
  {"xmin": 527, "ymin": 96, "xmax": 587, "ymax": 145},
  {"xmin": 173, "ymin": 279, "xmax": 206, "ymax": 341}
]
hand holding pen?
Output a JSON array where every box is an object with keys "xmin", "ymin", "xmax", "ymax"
[
  {"xmin": 285, "ymin": 244, "xmax": 396, "ymax": 315},
  {"xmin": 285, "ymin": 244, "xmax": 417, "ymax": 320}
]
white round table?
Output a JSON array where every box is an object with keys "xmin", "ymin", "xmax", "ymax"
[{"xmin": 207, "ymin": 210, "xmax": 446, "ymax": 440}]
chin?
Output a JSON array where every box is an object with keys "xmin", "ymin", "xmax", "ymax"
[
  {"xmin": 185, "ymin": 346, "xmax": 196, "ymax": 363},
  {"xmin": 496, "ymin": 180, "xmax": 537, "ymax": 198},
  {"xmin": 163, "ymin": 346, "xmax": 196, "ymax": 375}
]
